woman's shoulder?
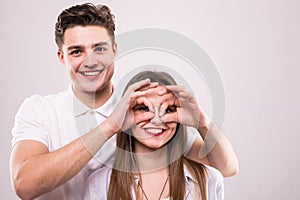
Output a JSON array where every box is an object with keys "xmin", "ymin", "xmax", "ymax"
[
  {"xmin": 205, "ymin": 165, "xmax": 224, "ymax": 200},
  {"xmin": 205, "ymin": 165, "xmax": 224, "ymax": 182}
]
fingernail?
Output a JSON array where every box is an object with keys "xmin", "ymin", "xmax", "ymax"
[
  {"xmin": 159, "ymin": 111, "xmax": 164, "ymax": 116},
  {"xmin": 158, "ymin": 90, "xmax": 164, "ymax": 95}
]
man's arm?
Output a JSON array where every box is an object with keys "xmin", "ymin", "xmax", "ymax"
[
  {"xmin": 10, "ymin": 120, "xmax": 114, "ymax": 200},
  {"xmin": 10, "ymin": 79, "xmax": 155, "ymax": 200},
  {"xmin": 159, "ymin": 85, "xmax": 239, "ymax": 177},
  {"xmin": 186, "ymin": 120, "xmax": 239, "ymax": 177}
]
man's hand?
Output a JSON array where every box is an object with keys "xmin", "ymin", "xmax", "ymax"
[
  {"xmin": 157, "ymin": 85, "xmax": 210, "ymax": 130},
  {"xmin": 106, "ymin": 79, "xmax": 158, "ymax": 135}
]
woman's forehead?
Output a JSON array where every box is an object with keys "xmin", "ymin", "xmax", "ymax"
[{"xmin": 143, "ymin": 85, "xmax": 173, "ymax": 104}]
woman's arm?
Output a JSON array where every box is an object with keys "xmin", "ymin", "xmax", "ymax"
[{"xmin": 158, "ymin": 85, "xmax": 239, "ymax": 177}]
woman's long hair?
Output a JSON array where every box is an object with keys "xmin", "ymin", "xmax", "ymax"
[{"xmin": 108, "ymin": 71, "xmax": 207, "ymax": 200}]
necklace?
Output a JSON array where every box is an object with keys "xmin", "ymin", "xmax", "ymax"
[{"xmin": 137, "ymin": 175, "xmax": 169, "ymax": 200}]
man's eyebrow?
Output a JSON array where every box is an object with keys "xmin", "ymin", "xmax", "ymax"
[
  {"xmin": 67, "ymin": 45, "xmax": 84, "ymax": 51},
  {"xmin": 66, "ymin": 42, "xmax": 109, "ymax": 51},
  {"xmin": 92, "ymin": 42, "xmax": 109, "ymax": 48}
]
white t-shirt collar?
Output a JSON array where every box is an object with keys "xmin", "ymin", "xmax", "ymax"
[{"xmin": 70, "ymin": 85, "xmax": 118, "ymax": 118}]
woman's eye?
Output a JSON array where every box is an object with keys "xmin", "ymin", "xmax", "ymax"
[
  {"xmin": 134, "ymin": 105, "xmax": 149, "ymax": 112},
  {"xmin": 165, "ymin": 105, "xmax": 177, "ymax": 113}
]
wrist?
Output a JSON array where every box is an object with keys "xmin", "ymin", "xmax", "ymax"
[
  {"xmin": 197, "ymin": 113, "xmax": 212, "ymax": 137},
  {"xmin": 99, "ymin": 119, "xmax": 118, "ymax": 138}
]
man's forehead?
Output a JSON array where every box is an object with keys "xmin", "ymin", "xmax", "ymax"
[{"xmin": 63, "ymin": 25, "xmax": 112, "ymax": 47}]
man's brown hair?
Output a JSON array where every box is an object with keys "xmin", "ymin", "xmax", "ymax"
[{"xmin": 55, "ymin": 3, "xmax": 115, "ymax": 50}]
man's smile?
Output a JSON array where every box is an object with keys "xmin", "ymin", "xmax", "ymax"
[{"xmin": 78, "ymin": 69, "xmax": 104, "ymax": 77}]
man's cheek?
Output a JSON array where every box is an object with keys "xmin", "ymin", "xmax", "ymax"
[{"xmin": 97, "ymin": 52, "xmax": 115, "ymax": 68}]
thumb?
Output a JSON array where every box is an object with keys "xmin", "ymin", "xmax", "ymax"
[{"xmin": 161, "ymin": 113, "xmax": 178, "ymax": 123}]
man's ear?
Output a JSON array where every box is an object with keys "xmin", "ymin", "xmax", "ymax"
[
  {"xmin": 113, "ymin": 42, "xmax": 118, "ymax": 55},
  {"xmin": 57, "ymin": 50, "xmax": 65, "ymax": 64}
]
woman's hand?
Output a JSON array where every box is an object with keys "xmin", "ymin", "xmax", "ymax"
[
  {"xmin": 106, "ymin": 79, "xmax": 158, "ymax": 134},
  {"xmin": 158, "ymin": 85, "xmax": 210, "ymax": 129}
]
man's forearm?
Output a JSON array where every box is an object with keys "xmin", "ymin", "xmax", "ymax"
[
  {"xmin": 11, "ymin": 121, "xmax": 114, "ymax": 200},
  {"xmin": 198, "ymin": 121, "xmax": 239, "ymax": 177}
]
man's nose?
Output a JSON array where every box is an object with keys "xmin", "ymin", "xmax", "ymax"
[
  {"xmin": 150, "ymin": 106, "xmax": 163, "ymax": 125},
  {"xmin": 83, "ymin": 52, "xmax": 98, "ymax": 69}
]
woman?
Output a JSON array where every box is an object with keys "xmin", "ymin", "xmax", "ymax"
[{"xmin": 84, "ymin": 71, "xmax": 224, "ymax": 200}]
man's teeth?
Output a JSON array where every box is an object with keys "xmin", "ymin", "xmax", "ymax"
[
  {"xmin": 82, "ymin": 71, "xmax": 101, "ymax": 76},
  {"xmin": 145, "ymin": 129, "xmax": 163, "ymax": 134}
]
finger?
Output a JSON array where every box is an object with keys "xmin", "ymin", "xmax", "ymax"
[
  {"xmin": 158, "ymin": 97, "xmax": 175, "ymax": 116},
  {"xmin": 135, "ymin": 96, "xmax": 154, "ymax": 112},
  {"xmin": 139, "ymin": 84, "xmax": 162, "ymax": 95},
  {"xmin": 135, "ymin": 112, "xmax": 155, "ymax": 124},
  {"xmin": 158, "ymin": 87, "xmax": 168, "ymax": 95},
  {"xmin": 137, "ymin": 82, "xmax": 159, "ymax": 92},
  {"xmin": 166, "ymin": 86, "xmax": 196, "ymax": 104},
  {"xmin": 131, "ymin": 90, "xmax": 147, "ymax": 99},
  {"xmin": 160, "ymin": 112, "xmax": 179, "ymax": 123},
  {"xmin": 159, "ymin": 102, "xmax": 168, "ymax": 117},
  {"xmin": 165, "ymin": 85, "xmax": 186, "ymax": 93},
  {"xmin": 177, "ymin": 91, "xmax": 192, "ymax": 99},
  {"xmin": 128, "ymin": 79, "xmax": 151, "ymax": 92},
  {"xmin": 160, "ymin": 92, "xmax": 175, "ymax": 102},
  {"xmin": 127, "ymin": 89, "xmax": 154, "ymax": 108},
  {"xmin": 126, "ymin": 91, "xmax": 145, "ymax": 108}
]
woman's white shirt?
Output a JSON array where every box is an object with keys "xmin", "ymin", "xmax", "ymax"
[{"xmin": 84, "ymin": 165, "xmax": 224, "ymax": 200}]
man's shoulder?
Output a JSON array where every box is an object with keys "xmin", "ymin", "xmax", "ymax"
[
  {"xmin": 86, "ymin": 166, "xmax": 112, "ymax": 191},
  {"xmin": 16, "ymin": 89, "xmax": 72, "ymax": 118},
  {"xmin": 24, "ymin": 89, "xmax": 71, "ymax": 107},
  {"xmin": 89, "ymin": 166, "xmax": 112, "ymax": 180}
]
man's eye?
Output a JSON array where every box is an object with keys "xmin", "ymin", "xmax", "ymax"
[
  {"xmin": 165, "ymin": 105, "xmax": 177, "ymax": 113},
  {"xmin": 95, "ymin": 46, "xmax": 106, "ymax": 52},
  {"xmin": 70, "ymin": 50, "xmax": 82, "ymax": 55},
  {"xmin": 134, "ymin": 105, "xmax": 149, "ymax": 112}
]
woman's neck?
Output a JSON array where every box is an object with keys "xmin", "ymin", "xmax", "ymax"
[
  {"xmin": 136, "ymin": 165, "xmax": 170, "ymax": 200},
  {"xmin": 136, "ymin": 146, "xmax": 169, "ymax": 173}
]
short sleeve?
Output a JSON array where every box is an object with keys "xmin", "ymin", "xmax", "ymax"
[
  {"xmin": 206, "ymin": 166, "xmax": 224, "ymax": 200},
  {"xmin": 12, "ymin": 95, "xmax": 49, "ymax": 147}
]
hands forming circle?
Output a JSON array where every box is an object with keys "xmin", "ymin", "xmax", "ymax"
[{"xmin": 108, "ymin": 79, "xmax": 206, "ymax": 133}]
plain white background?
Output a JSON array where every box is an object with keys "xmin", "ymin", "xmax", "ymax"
[{"xmin": 1, "ymin": 0, "xmax": 299, "ymax": 199}]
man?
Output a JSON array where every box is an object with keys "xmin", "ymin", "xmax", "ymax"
[{"xmin": 10, "ymin": 3, "xmax": 238, "ymax": 200}]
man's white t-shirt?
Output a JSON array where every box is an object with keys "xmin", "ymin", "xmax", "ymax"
[{"xmin": 11, "ymin": 87, "xmax": 197, "ymax": 199}]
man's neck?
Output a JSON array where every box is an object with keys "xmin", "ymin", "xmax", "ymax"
[{"xmin": 73, "ymin": 82, "xmax": 113, "ymax": 109}]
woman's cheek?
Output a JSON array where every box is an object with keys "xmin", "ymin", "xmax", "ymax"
[
  {"xmin": 166, "ymin": 122, "xmax": 178, "ymax": 129},
  {"xmin": 134, "ymin": 112, "xmax": 153, "ymax": 124}
]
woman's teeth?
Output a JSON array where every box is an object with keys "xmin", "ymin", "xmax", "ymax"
[{"xmin": 145, "ymin": 128, "xmax": 163, "ymax": 134}]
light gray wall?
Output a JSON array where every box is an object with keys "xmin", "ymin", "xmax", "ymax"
[{"xmin": 1, "ymin": 0, "xmax": 299, "ymax": 199}]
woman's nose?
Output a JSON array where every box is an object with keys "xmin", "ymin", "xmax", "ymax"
[{"xmin": 150, "ymin": 106, "xmax": 163, "ymax": 125}]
